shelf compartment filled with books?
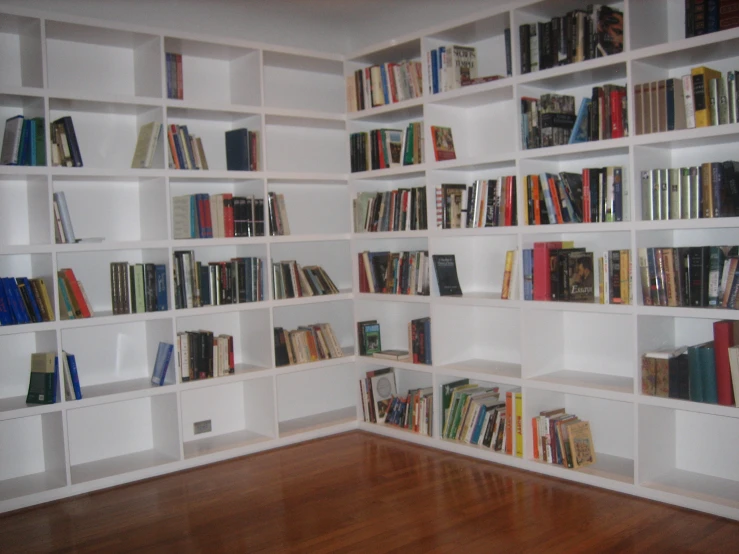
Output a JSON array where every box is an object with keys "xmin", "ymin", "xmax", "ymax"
[
  {"xmin": 514, "ymin": 2, "xmax": 625, "ymax": 77},
  {"xmin": 423, "ymin": 9, "xmax": 511, "ymax": 97},
  {"xmin": 352, "ymin": 175, "xmax": 428, "ymax": 234},
  {"xmin": 438, "ymin": 375, "xmax": 521, "ymax": 457},
  {"xmin": 56, "ymin": 249, "xmax": 169, "ymax": 320},
  {"xmin": 175, "ymin": 308, "xmax": 272, "ymax": 382},
  {"xmin": 267, "ymin": 178, "xmax": 350, "ymax": 237},
  {"xmin": 265, "ymin": 118, "xmax": 345, "ymax": 174},
  {"xmin": 66, "ymin": 393, "xmax": 180, "ymax": 485},
  {"xmin": 0, "ymin": 253, "xmax": 56, "ymax": 328},
  {"xmin": 355, "ymin": 298, "xmax": 431, "ymax": 366},
  {"xmin": 163, "ymin": 37, "xmax": 260, "ymax": 106},
  {"xmin": 355, "ymin": 236, "xmax": 429, "ymax": 297},
  {"xmin": 270, "ymin": 240, "xmax": 351, "ymax": 300},
  {"xmin": 345, "ymin": 38, "xmax": 423, "ymax": 114},
  {"xmin": 525, "ymin": 387, "xmax": 634, "ymax": 484},
  {"xmin": 522, "ymin": 309, "xmax": 634, "ymax": 396},
  {"xmin": 359, "ymin": 363, "xmax": 432, "ymax": 436},
  {"xmin": 273, "ymin": 299, "xmax": 354, "ymax": 367},
  {"xmin": 0, "ymin": 411, "xmax": 66, "ymax": 503},
  {"xmin": 431, "ymin": 235, "xmax": 519, "ymax": 301},
  {"xmin": 634, "ymin": 228, "xmax": 739, "ymax": 310},
  {"xmin": 48, "ymin": 99, "xmax": 163, "ymax": 170},
  {"xmin": 181, "ymin": 377, "xmax": 274, "ymax": 459},
  {"xmin": 0, "ymin": 173, "xmax": 50, "ymax": 247},
  {"xmin": 638, "ymin": 404, "xmax": 739, "ymax": 516},
  {"xmin": 636, "ymin": 314, "xmax": 739, "ymax": 409},
  {"xmin": 348, "ymin": 111, "xmax": 424, "ymax": 174},
  {"xmin": 45, "ymin": 20, "xmax": 161, "ymax": 100},
  {"xmin": 53, "ymin": 176, "xmax": 167, "ymax": 245},
  {"xmin": 59, "ymin": 318, "xmax": 174, "ymax": 402},
  {"xmin": 0, "ymin": 94, "xmax": 46, "ymax": 167},
  {"xmin": 0, "ymin": 14, "xmax": 43, "ymax": 91},
  {"xmin": 166, "ymin": 107, "xmax": 261, "ymax": 172},
  {"xmin": 278, "ymin": 363, "xmax": 356, "ymax": 437},
  {"xmin": 263, "ymin": 51, "xmax": 344, "ymax": 114},
  {"xmin": 633, "ymin": 143, "xmax": 739, "ymax": 223},
  {"xmin": 433, "ymin": 304, "xmax": 521, "ymax": 382},
  {"xmin": 170, "ymin": 177, "xmax": 266, "ymax": 240},
  {"xmin": 0, "ymin": 330, "xmax": 57, "ymax": 414},
  {"xmin": 520, "ymin": 149, "xmax": 630, "ymax": 225}
]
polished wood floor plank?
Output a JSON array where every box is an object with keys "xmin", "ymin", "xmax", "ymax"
[{"xmin": 1, "ymin": 431, "xmax": 738, "ymax": 553}]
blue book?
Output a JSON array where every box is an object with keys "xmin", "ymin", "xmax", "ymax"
[
  {"xmin": 66, "ymin": 352, "xmax": 83, "ymax": 400},
  {"xmin": 17, "ymin": 119, "xmax": 29, "ymax": 166},
  {"xmin": 155, "ymin": 264, "xmax": 168, "ymax": 310},
  {"xmin": 380, "ymin": 64, "xmax": 390, "ymax": 104},
  {"xmin": 189, "ymin": 195, "xmax": 198, "ymax": 238},
  {"xmin": 430, "ymin": 49, "xmax": 438, "ymax": 94},
  {"xmin": 151, "ymin": 342, "xmax": 174, "ymax": 386},
  {"xmin": 0, "ymin": 282, "xmax": 14, "ymax": 325},
  {"xmin": 28, "ymin": 118, "xmax": 36, "ymax": 165},
  {"xmin": 568, "ymin": 98, "xmax": 591, "ymax": 144},
  {"xmin": 4, "ymin": 278, "xmax": 29, "ymax": 324},
  {"xmin": 423, "ymin": 318, "xmax": 431, "ymax": 365},
  {"xmin": 700, "ymin": 343, "xmax": 719, "ymax": 404},
  {"xmin": 523, "ymin": 249, "xmax": 534, "ymax": 300},
  {"xmin": 19, "ymin": 277, "xmax": 42, "ymax": 323},
  {"xmin": 687, "ymin": 345, "xmax": 704, "ymax": 402},
  {"xmin": 540, "ymin": 174, "xmax": 558, "ymax": 224},
  {"xmin": 470, "ymin": 406, "xmax": 487, "ymax": 444},
  {"xmin": 437, "ymin": 46, "xmax": 445, "ymax": 93}
]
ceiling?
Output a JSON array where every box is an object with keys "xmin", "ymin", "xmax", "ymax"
[{"xmin": 0, "ymin": 0, "xmax": 513, "ymax": 54}]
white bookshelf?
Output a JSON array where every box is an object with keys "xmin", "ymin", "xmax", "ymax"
[{"xmin": 0, "ymin": 0, "xmax": 738, "ymax": 522}]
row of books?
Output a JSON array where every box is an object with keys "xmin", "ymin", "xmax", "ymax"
[
  {"xmin": 349, "ymin": 121, "xmax": 423, "ymax": 172},
  {"xmin": 346, "ymin": 60, "xmax": 423, "ymax": 112},
  {"xmin": 57, "ymin": 268, "xmax": 92, "ymax": 320},
  {"xmin": 641, "ymin": 321, "xmax": 739, "ymax": 407},
  {"xmin": 641, "ymin": 163, "xmax": 739, "ymax": 221},
  {"xmin": 51, "ymin": 116, "xmax": 82, "ymax": 167},
  {"xmin": 437, "ymin": 178, "xmax": 517, "ymax": 229},
  {"xmin": 225, "ymin": 128, "xmax": 260, "ymax": 171},
  {"xmin": 177, "ymin": 331, "xmax": 233, "ymax": 381},
  {"xmin": 519, "ymin": 5, "xmax": 623, "ymax": 74},
  {"xmin": 358, "ymin": 250, "xmax": 430, "ymax": 296},
  {"xmin": 273, "ymin": 323, "xmax": 344, "ymax": 366},
  {"xmin": 686, "ymin": 1, "xmax": 739, "ymax": 38},
  {"xmin": 130, "ymin": 121, "xmax": 162, "ymax": 169},
  {"xmin": 634, "ymin": 68, "xmax": 739, "ymax": 135},
  {"xmin": 353, "ymin": 187, "xmax": 428, "ymax": 233},
  {"xmin": 266, "ymin": 192, "xmax": 290, "ymax": 236},
  {"xmin": 0, "ymin": 276, "xmax": 54, "ymax": 325},
  {"xmin": 383, "ymin": 386, "xmax": 433, "ymax": 436},
  {"xmin": 26, "ymin": 351, "xmax": 81, "ymax": 404},
  {"xmin": 172, "ymin": 194, "xmax": 266, "ymax": 239},
  {"xmin": 637, "ymin": 245, "xmax": 738, "ymax": 309},
  {"xmin": 165, "ymin": 52, "xmax": 184, "ymax": 100},
  {"xmin": 1, "ymin": 115, "xmax": 45, "ymax": 166},
  {"xmin": 531, "ymin": 409, "xmax": 595, "ymax": 469},
  {"xmin": 172, "ymin": 252, "xmax": 264, "ymax": 309},
  {"xmin": 110, "ymin": 262, "xmax": 168, "ymax": 315},
  {"xmin": 271, "ymin": 261, "xmax": 339, "ymax": 300},
  {"xmin": 427, "ymin": 44, "xmax": 507, "ymax": 94},
  {"xmin": 525, "ymin": 168, "xmax": 626, "ymax": 226},
  {"xmin": 167, "ymin": 124, "xmax": 208, "ymax": 170}
]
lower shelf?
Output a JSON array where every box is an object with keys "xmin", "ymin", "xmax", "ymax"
[
  {"xmin": 642, "ymin": 468, "xmax": 739, "ymax": 510},
  {"xmin": 70, "ymin": 449, "xmax": 179, "ymax": 485},
  {"xmin": 571, "ymin": 453, "xmax": 634, "ymax": 484},
  {"xmin": 184, "ymin": 429, "xmax": 272, "ymax": 459},
  {"xmin": 279, "ymin": 406, "xmax": 356, "ymax": 437},
  {"xmin": 0, "ymin": 469, "xmax": 67, "ymax": 502}
]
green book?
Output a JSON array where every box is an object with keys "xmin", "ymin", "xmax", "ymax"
[
  {"xmin": 441, "ymin": 379, "xmax": 469, "ymax": 437},
  {"xmin": 33, "ymin": 117, "xmax": 45, "ymax": 166},
  {"xmin": 688, "ymin": 344, "xmax": 704, "ymax": 402},
  {"xmin": 699, "ymin": 342, "xmax": 718, "ymax": 404},
  {"xmin": 26, "ymin": 352, "xmax": 57, "ymax": 405}
]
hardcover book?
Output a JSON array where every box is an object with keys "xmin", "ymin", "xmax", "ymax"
[
  {"xmin": 567, "ymin": 251, "xmax": 594, "ymax": 302},
  {"xmin": 430, "ymin": 126, "xmax": 456, "ymax": 161},
  {"xmin": 432, "ymin": 254, "xmax": 462, "ymax": 296},
  {"xmin": 568, "ymin": 420, "xmax": 596, "ymax": 468}
]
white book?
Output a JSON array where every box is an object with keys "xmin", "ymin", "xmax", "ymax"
[
  {"xmin": 172, "ymin": 195, "xmax": 192, "ymax": 239},
  {"xmin": 682, "ymin": 74, "xmax": 696, "ymax": 129}
]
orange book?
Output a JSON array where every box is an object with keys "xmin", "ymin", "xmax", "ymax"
[
  {"xmin": 501, "ymin": 250, "xmax": 515, "ymax": 300},
  {"xmin": 167, "ymin": 125, "xmax": 180, "ymax": 169},
  {"xmin": 547, "ymin": 176, "xmax": 565, "ymax": 223},
  {"xmin": 59, "ymin": 268, "xmax": 91, "ymax": 318},
  {"xmin": 532, "ymin": 416, "xmax": 540, "ymax": 460},
  {"xmin": 505, "ymin": 391, "xmax": 513, "ymax": 455},
  {"xmin": 304, "ymin": 329, "xmax": 319, "ymax": 361}
]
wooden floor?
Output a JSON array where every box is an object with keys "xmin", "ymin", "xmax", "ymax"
[{"xmin": 2, "ymin": 431, "xmax": 738, "ymax": 553}]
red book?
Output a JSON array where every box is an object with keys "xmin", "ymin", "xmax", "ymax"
[
  {"xmin": 504, "ymin": 176, "xmax": 514, "ymax": 226},
  {"xmin": 713, "ymin": 320, "xmax": 736, "ymax": 406},
  {"xmin": 358, "ymin": 253, "xmax": 368, "ymax": 293},
  {"xmin": 167, "ymin": 126, "xmax": 180, "ymax": 169},
  {"xmin": 531, "ymin": 417, "xmax": 540, "ymax": 460},
  {"xmin": 176, "ymin": 54, "xmax": 183, "ymax": 100},
  {"xmin": 533, "ymin": 241, "xmax": 563, "ymax": 301},
  {"xmin": 611, "ymin": 89, "xmax": 623, "ymax": 138},
  {"xmin": 582, "ymin": 170, "xmax": 591, "ymax": 223},
  {"xmin": 222, "ymin": 193, "xmax": 234, "ymax": 237},
  {"xmin": 386, "ymin": 63, "xmax": 398, "ymax": 103},
  {"xmin": 60, "ymin": 268, "xmax": 91, "ymax": 318}
]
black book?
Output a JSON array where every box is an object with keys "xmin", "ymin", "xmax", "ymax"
[
  {"xmin": 550, "ymin": 248, "xmax": 584, "ymax": 300},
  {"xmin": 519, "ymin": 24, "xmax": 531, "ymax": 74},
  {"xmin": 432, "ymin": 254, "xmax": 462, "ymax": 296},
  {"xmin": 199, "ymin": 265, "xmax": 210, "ymax": 306},
  {"xmin": 567, "ymin": 251, "xmax": 594, "ymax": 302},
  {"xmin": 144, "ymin": 263, "xmax": 156, "ymax": 312},
  {"xmin": 225, "ymin": 128, "xmax": 250, "ymax": 171},
  {"xmin": 254, "ymin": 198, "xmax": 265, "ymax": 236},
  {"xmin": 559, "ymin": 172, "xmax": 584, "ymax": 222},
  {"xmin": 686, "ymin": 246, "xmax": 709, "ymax": 306}
]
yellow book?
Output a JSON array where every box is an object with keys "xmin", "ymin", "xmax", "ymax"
[
  {"xmin": 501, "ymin": 250, "xmax": 515, "ymax": 299},
  {"xmin": 515, "ymin": 391, "xmax": 523, "ymax": 458},
  {"xmin": 620, "ymin": 250, "xmax": 630, "ymax": 305},
  {"xmin": 598, "ymin": 256, "xmax": 605, "ymax": 304},
  {"xmin": 691, "ymin": 66, "xmax": 722, "ymax": 128}
]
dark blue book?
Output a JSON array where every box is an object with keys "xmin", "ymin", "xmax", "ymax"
[
  {"xmin": 66, "ymin": 352, "xmax": 83, "ymax": 400},
  {"xmin": 700, "ymin": 342, "xmax": 719, "ymax": 404},
  {"xmin": 688, "ymin": 344, "xmax": 704, "ymax": 402},
  {"xmin": 225, "ymin": 128, "xmax": 250, "ymax": 171},
  {"xmin": 0, "ymin": 281, "xmax": 15, "ymax": 325},
  {"xmin": 151, "ymin": 342, "xmax": 174, "ymax": 386},
  {"xmin": 423, "ymin": 317, "xmax": 431, "ymax": 365},
  {"xmin": 3, "ymin": 277, "xmax": 29, "ymax": 324},
  {"xmin": 18, "ymin": 277, "xmax": 42, "ymax": 323},
  {"xmin": 155, "ymin": 264, "xmax": 168, "ymax": 310}
]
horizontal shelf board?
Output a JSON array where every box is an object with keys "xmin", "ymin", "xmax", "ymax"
[
  {"xmin": 267, "ymin": 172, "xmax": 347, "ymax": 184},
  {"xmin": 356, "ymin": 292, "xmax": 430, "ymax": 304},
  {"xmin": 634, "ymin": 27, "xmax": 739, "ymax": 69},
  {"xmin": 180, "ymin": 363, "xmax": 272, "ymax": 388},
  {"xmin": 70, "ymin": 449, "xmax": 180, "ymax": 485},
  {"xmin": 518, "ymin": 137, "xmax": 630, "ymax": 160},
  {"xmin": 632, "ymin": 122, "xmax": 739, "ymax": 149},
  {"xmin": 520, "ymin": 221, "xmax": 631, "ymax": 234},
  {"xmin": 523, "ymin": 300, "xmax": 633, "ymax": 315},
  {"xmin": 278, "ymin": 406, "xmax": 356, "ymax": 437},
  {"xmin": 357, "ymin": 355, "xmax": 433, "ymax": 373},
  {"xmin": 436, "ymin": 359, "xmax": 522, "ymax": 383},
  {"xmin": 274, "ymin": 348, "xmax": 355, "ymax": 373},
  {"xmin": 347, "ymin": 99, "xmax": 423, "ymax": 123},
  {"xmin": 50, "ymin": 167, "xmax": 167, "ymax": 179},
  {"xmin": 638, "ymin": 395, "xmax": 739, "ymax": 419},
  {"xmin": 428, "ymin": 226, "xmax": 517, "ymax": 238},
  {"xmin": 0, "ymin": 321, "xmax": 57, "ymax": 337},
  {"xmin": 165, "ymin": 101, "xmax": 261, "ymax": 120},
  {"xmin": 0, "ymin": 244, "xmax": 53, "ymax": 255},
  {"xmin": 58, "ymin": 310, "xmax": 172, "ymax": 329},
  {"xmin": 270, "ymin": 291, "xmax": 353, "ymax": 307},
  {"xmin": 531, "ymin": 452, "xmax": 634, "ymax": 485},
  {"xmin": 0, "ymin": 166, "xmax": 48, "ymax": 177},
  {"xmin": 642, "ymin": 468, "xmax": 739, "ymax": 510},
  {"xmin": 268, "ymin": 233, "xmax": 351, "ymax": 243},
  {"xmin": 353, "ymin": 230, "xmax": 429, "ymax": 239},
  {"xmin": 174, "ymin": 301, "xmax": 267, "ymax": 318},
  {"xmin": 264, "ymin": 110, "xmax": 345, "ymax": 129},
  {"xmin": 0, "ymin": 397, "xmax": 61, "ymax": 420},
  {"xmin": 632, "ymin": 217, "xmax": 739, "ymax": 231},
  {"xmin": 517, "ymin": 53, "xmax": 628, "ymax": 89},
  {"xmin": 72, "ymin": 378, "xmax": 174, "ymax": 406},
  {"xmin": 49, "ymin": 96, "xmax": 160, "ymax": 115},
  {"xmin": 166, "ymin": 169, "xmax": 266, "ymax": 180},
  {"xmin": 0, "ymin": 86, "xmax": 45, "ymax": 99},
  {"xmin": 527, "ymin": 369, "xmax": 634, "ymax": 398},
  {"xmin": 434, "ymin": 293, "xmax": 520, "ymax": 308},
  {"xmin": 350, "ymin": 165, "xmax": 426, "ymax": 181},
  {"xmin": 427, "ymin": 154, "xmax": 516, "ymax": 172},
  {"xmin": 634, "ymin": 306, "xmax": 739, "ymax": 320},
  {"xmin": 171, "ymin": 237, "xmax": 267, "ymax": 248},
  {"xmin": 183, "ymin": 429, "xmax": 272, "ymax": 459},
  {"xmin": 0, "ymin": 470, "xmax": 67, "ymax": 503},
  {"xmin": 427, "ymin": 81, "xmax": 513, "ymax": 108},
  {"xmin": 54, "ymin": 239, "xmax": 171, "ymax": 252},
  {"xmin": 263, "ymin": 50, "xmax": 343, "ymax": 74}
]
